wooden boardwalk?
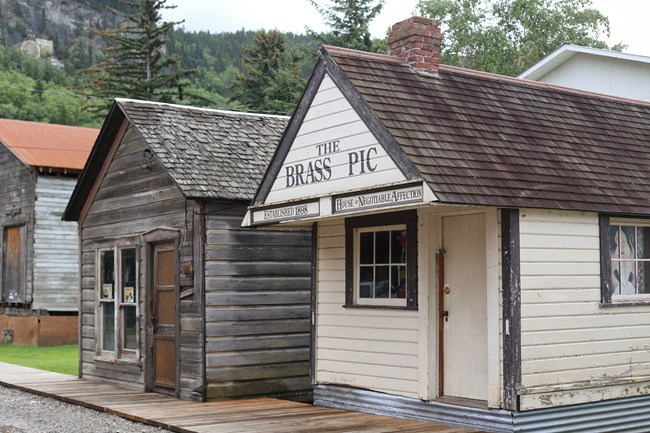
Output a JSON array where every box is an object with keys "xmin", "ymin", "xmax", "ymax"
[{"xmin": 0, "ymin": 362, "xmax": 484, "ymax": 433}]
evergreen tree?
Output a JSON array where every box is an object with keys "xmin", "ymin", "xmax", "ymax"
[
  {"xmin": 307, "ymin": 0, "xmax": 385, "ymax": 52},
  {"xmin": 229, "ymin": 30, "xmax": 306, "ymax": 115},
  {"xmin": 83, "ymin": 0, "xmax": 192, "ymax": 112}
]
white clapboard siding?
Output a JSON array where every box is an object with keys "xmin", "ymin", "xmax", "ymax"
[
  {"xmin": 519, "ymin": 209, "xmax": 650, "ymax": 406},
  {"xmin": 537, "ymin": 52, "xmax": 650, "ymax": 101},
  {"xmin": 32, "ymin": 175, "xmax": 79, "ymax": 311},
  {"xmin": 265, "ymin": 74, "xmax": 406, "ymax": 204},
  {"xmin": 315, "ymin": 219, "xmax": 420, "ymax": 398}
]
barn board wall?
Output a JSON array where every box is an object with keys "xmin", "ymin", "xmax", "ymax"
[
  {"xmin": 518, "ymin": 208, "xmax": 650, "ymax": 410},
  {"xmin": 0, "ymin": 145, "xmax": 35, "ymax": 305},
  {"xmin": 79, "ymin": 124, "xmax": 200, "ymax": 399},
  {"xmin": 203, "ymin": 201, "xmax": 312, "ymax": 401},
  {"xmin": 32, "ymin": 175, "xmax": 79, "ymax": 311},
  {"xmin": 315, "ymin": 218, "xmax": 420, "ymax": 398}
]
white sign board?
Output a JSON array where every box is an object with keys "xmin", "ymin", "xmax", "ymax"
[
  {"xmin": 334, "ymin": 184, "xmax": 423, "ymax": 214},
  {"xmin": 251, "ymin": 200, "xmax": 320, "ymax": 224}
]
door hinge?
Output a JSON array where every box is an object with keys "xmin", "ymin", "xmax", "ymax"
[{"xmin": 505, "ymin": 318, "xmax": 510, "ymax": 336}]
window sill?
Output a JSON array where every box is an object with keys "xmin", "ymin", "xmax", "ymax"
[
  {"xmin": 343, "ymin": 304, "xmax": 418, "ymax": 311},
  {"xmin": 94, "ymin": 354, "xmax": 141, "ymax": 366},
  {"xmin": 600, "ymin": 300, "xmax": 650, "ymax": 307}
]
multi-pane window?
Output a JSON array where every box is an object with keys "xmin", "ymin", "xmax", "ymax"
[
  {"xmin": 609, "ymin": 223, "xmax": 650, "ymax": 297},
  {"xmin": 345, "ymin": 210, "xmax": 418, "ymax": 309},
  {"xmin": 357, "ymin": 225, "xmax": 408, "ymax": 303},
  {"xmin": 98, "ymin": 247, "xmax": 138, "ymax": 357}
]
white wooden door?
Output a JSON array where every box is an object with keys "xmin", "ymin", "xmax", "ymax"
[{"xmin": 442, "ymin": 213, "xmax": 488, "ymax": 401}]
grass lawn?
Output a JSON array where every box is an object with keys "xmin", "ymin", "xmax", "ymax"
[{"xmin": 0, "ymin": 344, "xmax": 78, "ymax": 376}]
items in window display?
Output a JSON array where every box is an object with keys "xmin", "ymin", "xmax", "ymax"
[
  {"xmin": 123, "ymin": 287, "xmax": 135, "ymax": 304},
  {"xmin": 358, "ymin": 228, "xmax": 407, "ymax": 299},
  {"xmin": 610, "ymin": 224, "xmax": 650, "ymax": 296}
]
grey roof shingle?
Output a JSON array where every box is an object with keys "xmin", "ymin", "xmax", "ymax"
[{"xmin": 118, "ymin": 99, "xmax": 288, "ymax": 201}]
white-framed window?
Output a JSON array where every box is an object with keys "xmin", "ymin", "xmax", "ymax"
[
  {"xmin": 98, "ymin": 246, "xmax": 138, "ymax": 357},
  {"xmin": 354, "ymin": 224, "xmax": 408, "ymax": 306},
  {"xmin": 345, "ymin": 210, "xmax": 417, "ymax": 309}
]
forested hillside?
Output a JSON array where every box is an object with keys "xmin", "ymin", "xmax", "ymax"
[{"xmin": 0, "ymin": 0, "xmax": 322, "ymax": 126}]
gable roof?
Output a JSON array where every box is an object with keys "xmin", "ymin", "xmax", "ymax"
[
  {"xmin": 518, "ymin": 44, "xmax": 650, "ymax": 81},
  {"xmin": 64, "ymin": 99, "xmax": 288, "ymax": 221},
  {"xmin": 255, "ymin": 45, "xmax": 650, "ymax": 216},
  {"xmin": 0, "ymin": 118, "xmax": 97, "ymax": 171}
]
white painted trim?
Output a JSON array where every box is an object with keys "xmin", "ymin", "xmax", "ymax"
[
  {"xmin": 417, "ymin": 210, "xmax": 433, "ymax": 399},
  {"xmin": 485, "ymin": 208, "xmax": 501, "ymax": 408}
]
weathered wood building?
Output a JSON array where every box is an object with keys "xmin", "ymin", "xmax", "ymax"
[
  {"xmin": 63, "ymin": 99, "xmax": 312, "ymax": 402},
  {"xmin": 0, "ymin": 119, "xmax": 96, "ymax": 346},
  {"xmin": 245, "ymin": 17, "xmax": 650, "ymax": 433}
]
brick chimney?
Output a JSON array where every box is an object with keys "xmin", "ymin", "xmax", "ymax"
[{"xmin": 387, "ymin": 17, "xmax": 442, "ymax": 73}]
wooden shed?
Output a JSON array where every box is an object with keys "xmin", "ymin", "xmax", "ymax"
[
  {"xmin": 0, "ymin": 118, "xmax": 97, "ymax": 346},
  {"xmin": 244, "ymin": 17, "xmax": 650, "ymax": 433},
  {"xmin": 63, "ymin": 99, "xmax": 312, "ymax": 402}
]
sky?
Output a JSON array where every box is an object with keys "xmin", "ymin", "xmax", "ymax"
[{"xmin": 162, "ymin": 0, "xmax": 650, "ymax": 57}]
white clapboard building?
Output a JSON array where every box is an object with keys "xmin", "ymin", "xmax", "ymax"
[{"xmin": 244, "ymin": 17, "xmax": 650, "ymax": 433}]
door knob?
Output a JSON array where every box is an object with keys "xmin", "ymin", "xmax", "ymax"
[{"xmin": 442, "ymin": 310, "xmax": 449, "ymax": 322}]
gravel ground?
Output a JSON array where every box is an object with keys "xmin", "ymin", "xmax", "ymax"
[{"xmin": 0, "ymin": 385, "xmax": 173, "ymax": 433}]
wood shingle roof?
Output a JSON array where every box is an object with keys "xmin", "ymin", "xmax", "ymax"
[
  {"xmin": 118, "ymin": 99, "xmax": 289, "ymax": 201},
  {"xmin": 322, "ymin": 46, "xmax": 650, "ymax": 215}
]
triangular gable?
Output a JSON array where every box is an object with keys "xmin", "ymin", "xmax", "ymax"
[{"xmin": 247, "ymin": 56, "xmax": 437, "ymax": 226}]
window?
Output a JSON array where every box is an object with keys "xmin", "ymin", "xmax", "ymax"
[
  {"xmin": 345, "ymin": 210, "xmax": 417, "ymax": 308},
  {"xmin": 601, "ymin": 216, "xmax": 650, "ymax": 304},
  {"xmin": 98, "ymin": 246, "xmax": 138, "ymax": 357}
]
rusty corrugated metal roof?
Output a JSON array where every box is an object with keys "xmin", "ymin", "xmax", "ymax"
[
  {"xmin": 0, "ymin": 118, "xmax": 98, "ymax": 171},
  {"xmin": 321, "ymin": 46, "xmax": 650, "ymax": 215}
]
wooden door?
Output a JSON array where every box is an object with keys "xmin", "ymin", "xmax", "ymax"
[
  {"xmin": 151, "ymin": 244, "xmax": 177, "ymax": 393},
  {"xmin": 441, "ymin": 214, "xmax": 487, "ymax": 401},
  {"xmin": 2, "ymin": 226, "xmax": 25, "ymax": 303}
]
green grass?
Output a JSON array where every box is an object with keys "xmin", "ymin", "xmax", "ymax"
[{"xmin": 0, "ymin": 344, "xmax": 78, "ymax": 376}]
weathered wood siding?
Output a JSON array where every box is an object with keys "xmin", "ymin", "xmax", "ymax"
[
  {"xmin": 32, "ymin": 175, "xmax": 79, "ymax": 311},
  {"xmin": 315, "ymin": 218, "xmax": 420, "ymax": 398},
  {"xmin": 204, "ymin": 201, "xmax": 312, "ymax": 401},
  {"xmin": 519, "ymin": 208, "xmax": 650, "ymax": 410},
  {"xmin": 80, "ymin": 124, "xmax": 201, "ymax": 399},
  {"xmin": 0, "ymin": 145, "xmax": 35, "ymax": 305}
]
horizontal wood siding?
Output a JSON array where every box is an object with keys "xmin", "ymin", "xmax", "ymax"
[
  {"xmin": 519, "ymin": 208, "xmax": 650, "ymax": 410},
  {"xmin": 80, "ymin": 125, "xmax": 199, "ymax": 395},
  {"xmin": 264, "ymin": 74, "xmax": 406, "ymax": 204},
  {"xmin": 0, "ymin": 145, "xmax": 35, "ymax": 305},
  {"xmin": 32, "ymin": 175, "xmax": 79, "ymax": 311},
  {"xmin": 315, "ymin": 219, "xmax": 420, "ymax": 398},
  {"xmin": 204, "ymin": 202, "xmax": 312, "ymax": 401}
]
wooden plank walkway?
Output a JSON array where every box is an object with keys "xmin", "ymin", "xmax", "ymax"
[{"xmin": 0, "ymin": 362, "xmax": 485, "ymax": 433}]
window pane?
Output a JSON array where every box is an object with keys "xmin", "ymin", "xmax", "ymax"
[
  {"xmin": 101, "ymin": 250, "xmax": 114, "ymax": 300},
  {"xmin": 620, "ymin": 261, "xmax": 636, "ymax": 295},
  {"xmin": 391, "ymin": 265, "xmax": 407, "ymax": 299},
  {"xmin": 359, "ymin": 266, "xmax": 373, "ymax": 298},
  {"xmin": 123, "ymin": 306, "xmax": 137, "ymax": 350},
  {"xmin": 637, "ymin": 261, "xmax": 650, "ymax": 295},
  {"xmin": 620, "ymin": 226, "xmax": 636, "ymax": 259},
  {"xmin": 359, "ymin": 232, "xmax": 373, "ymax": 264},
  {"xmin": 637, "ymin": 226, "xmax": 650, "ymax": 260},
  {"xmin": 391, "ymin": 230, "xmax": 407, "ymax": 264},
  {"xmin": 610, "ymin": 226, "xmax": 620, "ymax": 260},
  {"xmin": 375, "ymin": 231, "xmax": 389, "ymax": 264},
  {"xmin": 611, "ymin": 260, "xmax": 621, "ymax": 296},
  {"xmin": 121, "ymin": 248, "xmax": 136, "ymax": 303},
  {"xmin": 375, "ymin": 265, "xmax": 390, "ymax": 298},
  {"xmin": 102, "ymin": 302, "xmax": 115, "ymax": 352}
]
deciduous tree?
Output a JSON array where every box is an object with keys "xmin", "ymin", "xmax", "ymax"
[{"xmin": 417, "ymin": 0, "xmax": 623, "ymax": 76}]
